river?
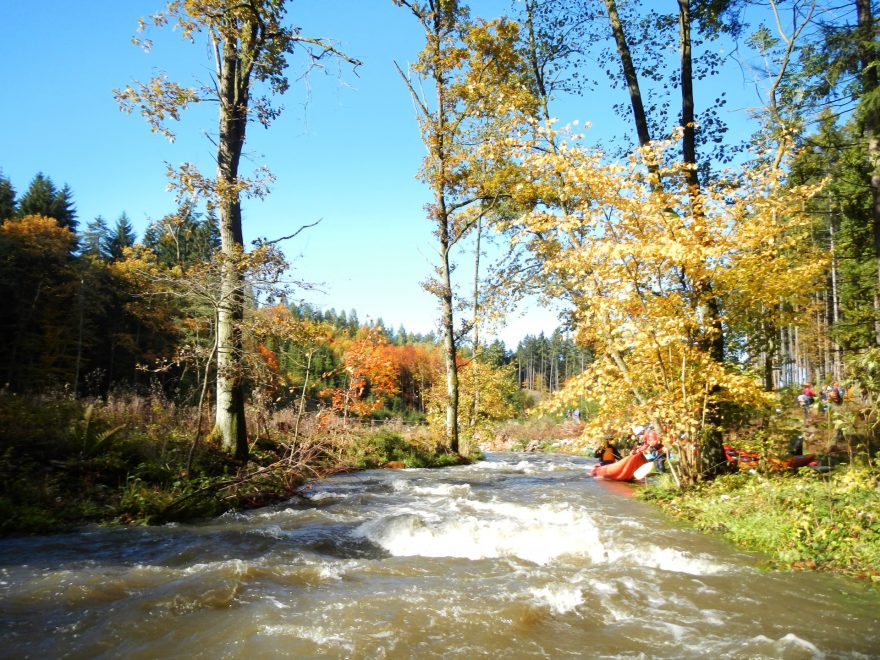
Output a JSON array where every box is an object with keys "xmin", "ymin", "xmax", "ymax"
[{"xmin": 0, "ymin": 452, "xmax": 878, "ymax": 658}]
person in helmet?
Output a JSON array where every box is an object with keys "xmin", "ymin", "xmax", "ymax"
[{"xmin": 636, "ymin": 429, "xmax": 666, "ymax": 472}]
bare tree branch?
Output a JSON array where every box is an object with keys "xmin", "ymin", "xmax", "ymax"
[{"xmin": 254, "ymin": 219, "xmax": 323, "ymax": 246}]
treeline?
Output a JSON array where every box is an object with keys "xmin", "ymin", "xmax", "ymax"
[
  {"xmin": 0, "ymin": 171, "xmax": 219, "ymax": 396},
  {"xmin": 784, "ymin": 118, "xmax": 880, "ymax": 389},
  {"xmin": 512, "ymin": 332, "xmax": 592, "ymax": 394},
  {"xmin": 0, "ymin": 173, "xmax": 539, "ymax": 433},
  {"xmin": 290, "ymin": 304, "xmax": 439, "ymax": 346}
]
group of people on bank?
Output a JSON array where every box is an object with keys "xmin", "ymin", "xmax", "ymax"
[
  {"xmin": 798, "ymin": 382, "xmax": 845, "ymax": 414},
  {"xmin": 593, "ymin": 382, "xmax": 847, "ymax": 480}
]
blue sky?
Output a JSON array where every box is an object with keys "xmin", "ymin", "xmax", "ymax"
[{"xmin": 0, "ymin": 1, "xmax": 771, "ymax": 348}]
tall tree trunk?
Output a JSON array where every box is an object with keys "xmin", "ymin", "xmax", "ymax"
[
  {"xmin": 74, "ymin": 277, "xmax": 85, "ymax": 397},
  {"xmin": 857, "ymin": 0, "xmax": 880, "ymax": 345},
  {"xmin": 470, "ymin": 216, "xmax": 482, "ymax": 431},
  {"xmin": 762, "ymin": 308, "xmax": 775, "ymax": 391},
  {"xmin": 440, "ymin": 213, "xmax": 460, "ymax": 454},
  {"xmin": 829, "ymin": 205, "xmax": 842, "ymax": 378},
  {"xmin": 430, "ymin": 6, "xmax": 461, "ymax": 455},
  {"xmin": 817, "ymin": 297, "xmax": 827, "ymax": 382},
  {"xmin": 781, "ymin": 325, "xmax": 790, "ymax": 386},
  {"xmin": 214, "ymin": 39, "xmax": 249, "ymax": 462},
  {"xmin": 678, "ymin": 0, "xmax": 699, "ymax": 190},
  {"xmin": 603, "ymin": 0, "xmax": 653, "ymax": 148},
  {"xmin": 539, "ymin": 344, "xmax": 545, "ymax": 392},
  {"xmin": 678, "ymin": 0, "xmax": 727, "ymax": 477}
]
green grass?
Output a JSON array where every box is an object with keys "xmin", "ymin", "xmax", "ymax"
[
  {"xmin": 344, "ymin": 428, "xmax": 473, "ymax": 469},
  {"xmin": 642, "ymin": 465, "xmax": 880, "ymax": 582}
]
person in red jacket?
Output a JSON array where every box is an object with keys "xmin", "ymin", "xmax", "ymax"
[
  {"xmin": 635, "ymin": 429, "xmax": 667, "ymax": 472},
  {"xmin": 802, "ymin": 383, "xmax": 816, "ymax": 404}
]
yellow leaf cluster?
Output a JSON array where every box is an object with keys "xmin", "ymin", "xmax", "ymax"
[{"xmin": 512, "ymin": 133, "xmax": 824, "ymax": 456}]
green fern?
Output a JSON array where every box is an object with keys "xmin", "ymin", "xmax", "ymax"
[{"xmin": 73, "ymin": 404, "xmax": 126, "ymax": 457}]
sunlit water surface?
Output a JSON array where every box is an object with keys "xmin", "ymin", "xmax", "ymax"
[{"xmin": 1, "ymin": 452, "xmax": 878, "ymax": 658}]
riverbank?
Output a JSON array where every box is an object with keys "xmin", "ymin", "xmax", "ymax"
[
  {"xmin": 0, "ymin": 393, "xmax": 467, "ymax": 535},
  {"xmin": 6, "ymin": 391, "xmax": 878, "ymax": 588},
  {"xmin": 641, "ymin": 465, "xmax": 880, "ymax": 584}
]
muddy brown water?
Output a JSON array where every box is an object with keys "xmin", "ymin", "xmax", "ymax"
[{"xmin": 1, "ymin": 452, "xmax": 878, "ymax": 658}]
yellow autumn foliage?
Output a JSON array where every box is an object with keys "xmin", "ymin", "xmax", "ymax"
[
  {"xmin": 506, "ymin": 133, "xmax": 827, "ymax": 476},
  {"xmin": 426, "ymin": 358, "xmax": 518, "ymax": 452}
]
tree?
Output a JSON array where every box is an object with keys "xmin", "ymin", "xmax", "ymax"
[
  {"xmin": 16, "ymin": 173, "xmax": 77, "ymax": 232},
  {"xmin": 508, "ymin": 132, "xmax": 826, "ymax": 484},
  {"xmin": 787, "ymin": 115, "xmax": 877, "ymax": 378},
  {"xmin": 737, "ymin": 1, "xmax": 880, "ymax": 377},
  {"xmin": 519, "ymin": 0, "xmax": 759, "ymax": 475},
  {"xmin": 387, "ymin": 341, "xmax": 442, "ymax": 413},
  {"xmin": 429, "ymin": 358, "xmax": 518, "ymax": 454},
  {"xmin": 320, "ymin": 328, "xmax": 400, "ymax": 420},
  {"xmin": 395, "ymin": 0, "xmax": 534, "ymax": 452},
  {"xmin": 143, "ymin": 205, "xmax": 221, "ymax": 270},
  {"xmin": 851, "ymin": 0, "xmax": 880, "ymax": 345},
  {"xmin": 0, "ymin": 172, "xmax": 15, "ymax": 222},
  {"xmin": 106, "ymin": 213, "xmax": 137, "ymax": 261},
  {"xmin": 81, "ymin": 216, "xmax": 111, "ymax": 260},
  {"xmin": 116, "ymin": 1, "xmax": 360, "ymax": 461},
  {"xmin": 0, "ymin": 215, "xmax": 78, "ymax": 390}
]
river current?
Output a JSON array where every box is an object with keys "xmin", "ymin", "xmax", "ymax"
[{"xmin": 0, "ymin": 452, "xmax": 878, "ymax": 658}]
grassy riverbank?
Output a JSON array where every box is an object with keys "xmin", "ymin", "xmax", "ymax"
[
  {"xmin": 0, "ymin": 392, "xmax": 467, "ymax": 535},
  {"xmin": 641, "ymin": 465, "xmax": 880, "ymax": 583}
]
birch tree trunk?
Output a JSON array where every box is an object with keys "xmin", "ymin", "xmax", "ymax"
[
  {"xmin": 439, "ymin": 208, "xmax": 460, "ymax": 453},
  {"xmin": 213, "ymin": 35, "xmax": 250, "ymax": 461},
  {"xmin": 470, "ymin": 216, "xmax": 482, "ymax": 431}
]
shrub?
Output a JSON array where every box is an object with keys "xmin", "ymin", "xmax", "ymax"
[{"xmin": 644, "ymin": 465, "xmax": 880, "ymax": 581}]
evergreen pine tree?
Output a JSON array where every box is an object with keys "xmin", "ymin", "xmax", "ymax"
[
  {"xmin": 81, "ymin": 216, "xmax": 111, "ymax": 259},
  {"xmin": 17, "ymin": 173, "xmax": 77, "ymax": 231},
  {"xmin": 0, "ymin": 172, "xmax": 15, "ymax": 222},
  {"xmin": 52, "ymin": 184, "xmax": 78, "ymax": 232},
  {"xmin": 106, "ymin": 213, "xmax": 136, "ymax": 261},
  {"xmin": 144, "ymin": 206, "xmax": 219, "ymax": 269},
  {"xmin": 17, "ymin": 173, "xmax": 57, "ymax": 218}
]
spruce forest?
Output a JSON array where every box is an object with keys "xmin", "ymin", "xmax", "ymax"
[{"xmin": 1, "ymin": 0, "xmax": 880, "ymax": 563}]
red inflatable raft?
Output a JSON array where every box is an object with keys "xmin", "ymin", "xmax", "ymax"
[{"xmin": 591, "ymin": 451, "xmax": 647, "ymax": 481}]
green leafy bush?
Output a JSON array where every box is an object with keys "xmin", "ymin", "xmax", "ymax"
[
  {"xmin": 341, "ymin": 429, "xmax": 467, "ymax": 469},
  {"xmin": 644, "ymin": 466, "xmax": 880, "ymax": 582}
]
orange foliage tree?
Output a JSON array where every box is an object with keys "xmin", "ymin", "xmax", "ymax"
[
  {"xmin": 385, "ymin": 343, "xmax": 443, "ymax": 414},
  {"xmin": 320, "ymin": 328, "xmax": 400, "ymax": 420}
]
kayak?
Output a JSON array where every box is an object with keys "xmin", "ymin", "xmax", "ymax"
[
  {"xmin": 591, "ymin": 452, "xmax": 647, "ymax": 481},
  {"xmin": 769, "ymin": 454, "xmax": 816, "ymax": 469},
  {"xmin": 724, "ymin": 445, "xmax": 817, "ymax": 470},
  {"xmin": 723, "ymin": 444, "xmax": 759, "ymax": 466}
]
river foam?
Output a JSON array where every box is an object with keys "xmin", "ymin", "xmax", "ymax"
[{"xmin": 352, "ymin": 497, "xmax": 607, "ymax": 565}]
